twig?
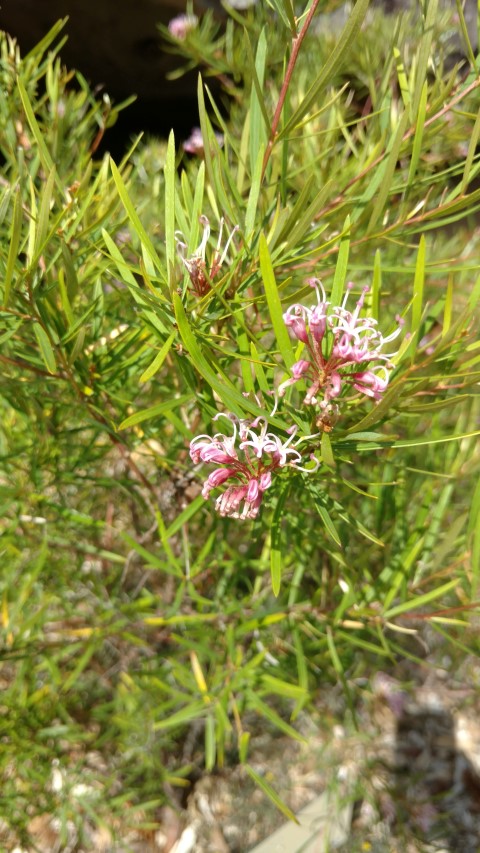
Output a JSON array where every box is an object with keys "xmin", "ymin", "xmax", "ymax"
[{"xmin": 261, "ymin": 0, "xmax": 321, "ymax": 180}]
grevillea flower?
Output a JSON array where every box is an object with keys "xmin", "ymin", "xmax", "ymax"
[
  {"xmin": 279, "ymin": 279, "xmax": 403, "ymax": 415},
  {"xmin": 190, "ymin": 412, "xmax": 318, "ymax": 519},
  {"xmin": 176, "ymin": 215, "xmax": 239, "ymax": 296},
  {"xmin": 168, "ymin": 13, "xmax": 198, "ymax": 40},
  {"xmin": 182, "ymin": 126, "xmax": 224, "ymax": 156}
]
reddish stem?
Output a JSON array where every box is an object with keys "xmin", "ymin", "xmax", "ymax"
[{"xmin": 261, "ymin": 0, "xmax": 321, "ymax": 180}]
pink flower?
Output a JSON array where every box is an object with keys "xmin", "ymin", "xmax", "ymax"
[
  {"xmin": 182, "ymin": 127, "xmax": 224, "ymax": 157},
  {"xmin": 176, "ymin": 215, "xmax": 238, "ymax": 296},
  {"xmin": 280, "ymin": 278, "xmax": 403, "ymax": 418},
  {"xmin": 190, "ymin": 411, "xmax": 318, "ymax": 520},
  {"xmin": 168, "ymin": 13, "xmax": 198, "ymax": 40}
]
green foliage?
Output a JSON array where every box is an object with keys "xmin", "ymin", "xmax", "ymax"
[{"xmin": 0, "ymin": 1, "xmax": 479, "ymax": 844}]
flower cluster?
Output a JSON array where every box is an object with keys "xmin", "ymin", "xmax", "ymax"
[
  {"xmin": 280, "ymin": 279, "xmax": 403, "ymax": 413},
  {"xmin": 190, "ymin": 412, "xmax": 317, "ymax": 520},
  {"xmin": 168, "ymin": 13, "xmax": 198, "ymax": 40},
  {"xmin": 176, "ymin": 215, "xmax": 238, "ymax": 296}
]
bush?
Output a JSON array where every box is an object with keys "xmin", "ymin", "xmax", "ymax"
[{"xmin": 0, "ymin": 1, "xmax": 479, "ymax": 847}]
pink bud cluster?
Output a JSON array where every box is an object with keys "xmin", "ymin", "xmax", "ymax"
[
  {"xmin": 280, "ymin": 279, "xmax": 403, "ymax": 410},
  {"xmin": 190, "ymin": 412, "xmax": 317, "ymax": 520}
]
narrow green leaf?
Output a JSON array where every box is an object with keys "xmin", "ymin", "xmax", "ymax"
[
  {"xmin": 406, "ymin": 80, "xmax": 427, "ymax": 188},
  {"xmin": 24, "ymin": 18, "xmax": 68, "ymax": 61},
  {"xmin": 244, "ymin": 764, "xmax": 299, "ymax": 823},
  {"xmin": 139, "ymin": 333, "xmax": 175, "ymax": 383},
  {"xmin": 270, "ymin": 486, "xmax": 289, "ymax": 596},
  {"xmin": 244, "ymin": 144, "xmax": 265, "ymax": 242},
  {"xmin": 238, "ymin": 331, "xmax": 255, "ymax": 393},
  {"xmin": 61, "ymin": 241, "xmax": 79, "ymax": 301},
  {"xmin": 247, "ymin": 691, "xmax": 306, "ymax": 742},
  {"xmin": 249, "ymin": 342, "xmax": 270, "ymax": 394},
  {"xmin": 330, "ymin": 215, "xmax": 351, "ymax": 306},
  {"xmin": 239, "ymin": 732, "xmax": 250, "ymax": 764},
  {"xmin": 110, "ymin": 158, "xmax": 165, "ymax": 277},
  {"xmin": 119, "ymin": 530, "xmax": 182, "ymax": 576},
  {"xmin": 461, "ymin": 105, "xmax": 480, "ymax": 194},
  {"xmin": 102, "ymin": 228, "xmax": 140, "ymax": 287},
  {"xmin": 259, "ymin": 233, "xmax": 295, "ymax": 367},
  {"xmin": 367, "ymin": 109, "xmax": 410, "ymax": 232},
  {"xmin": 62, "ymin": 642, "xmax": 97, "ymax": 693},
  {"xmin": 198, "ymin": 75, "xmax": 215, "ymax": 192},
  {"xmin": 34, "ymin": 166, "xmax": 56, "ymax": 258},
  {"xmin": 118, "ymin": 394, "xmax": 190, "ymax": 430},
  {"xmin": 263, "ymin": 0, "xmax": 294, "ymax": 31},
  {"xmin": 442, "ymin": 274, "xmax": 453, "ymax": 337},
  {"xmin": 33, "ymin": 324, "xmax": 57, "ymax": 374},
  {"xmin": 411, "ymin": 0, "xmax": 438, "ymax": 118},
  {"xmin": 455, "ymin": 0, "xmax": 478, "ymax": 71},
  {"xmin": 261, "ymin": 674, "xmax": 307, "ymax": 701},
  {"xmin": 249, "ymin": 28, "xmax": 268, "ymax": 177},
  {"xmin": 336, "ymin": 631, "xmax": 391, "ymax": 656},
  {"xmin": 153, "ymin": 700, "xmax": 206, "ymax": 731},
  {"xmin": 244, "ymin": 31, "xmax": 270, "ymax": 135},
  {"xmin": 468, "ymin": 272, "xmax": 480, "ymax": 312},
  {"xmin": 3, "ymin": 187, "xmax": 23, "ymax": 307},
  {"xmin": 346, "ymin": 381, "xmax": 403, "ymax": 433},
  {"xmin": 468, "ymin": 476, "xmax": 480, "ymax": 595},
  {"xmin": 371, "ymin": 249, "xmax": 381, "ymax": 320},
  {"xmin": 164, "ymin": 494, "xmax": 206, "ymax": 540},
  {"xmin": 316, "ymin": 503, "xmax": 342, "ymax": 548},
  {"xmin": 190, "ymin": 161, "xmax": 205, "ymax": 251},
  {"xmin": 393, "ymin": 46, "xmax": 411, "ymax": 108},
  {"xmin": 58, "ymin": 269, "xmax": 74, "ymax": 327},
  {"xmin": 325, "ymin": 626, "xmax": 355, "ymax": 723},
  {"xmin": 17, "ymin": 77, "xmax": 64, "ymax": 197},
  {"xmin": 394, "ymin": 430, "xmax": 480, "ymax": 449},
  {"xmin": 205, "ymin": 715, "xmax": 216, "ymax": 771},
  {"xmin": 0, "ymin": 186, "xmax": 12, "ymax": 228},
  {"xmin": 164, "ymin": 130, "xmax": 176, "ymax": 278},
  {"xmin": 384, "ymin": 578, "xmax": 459, "ymax": 619},
  {"xmin": 321, "ymin": 432, "xmax": 335, "ymax": 470},
  {"xmin": 411, "ymin": 235, "xmax": 426, "ymax": 359}
]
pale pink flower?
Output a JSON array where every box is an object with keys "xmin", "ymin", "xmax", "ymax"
[
  {"xmin": 190, "ymin": 411, "xmax": 318, "ymax": 520},
  {"xmin": 279, "ymin": 279, "xmax": 403, "ymax": 414},
  {"xmin": 168, "ymin": 13, "xmax": 198, "ymax": 40},
  {"xmin": 175, "ymin": 215, "xmax": 238, "ymax": 296},
  {"xmin": 183, "ymin": 126, "xmax": 224, "ymax": 156}
]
